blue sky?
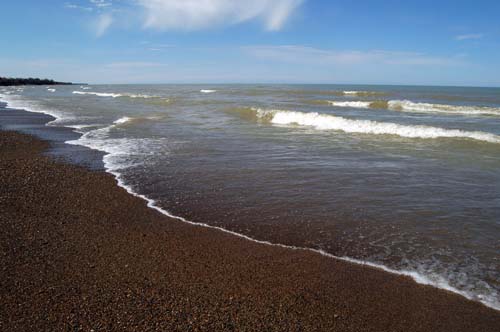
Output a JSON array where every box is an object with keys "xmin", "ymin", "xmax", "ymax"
[{"xmin": 1, "ymin": 0, "xmax": 499, "ymax": 86}]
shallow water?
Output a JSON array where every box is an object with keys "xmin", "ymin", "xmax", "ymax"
[{"xmin": 1, "ymin": 84, "xmax": 499, "ymax": 309}]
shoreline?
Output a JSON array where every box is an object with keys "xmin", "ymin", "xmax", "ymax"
[
  {"xmin": 1, "ymin": 94, "xmax": 499, "ymax": 311},
  {"xmin": 0, "ymin": 125, "xmax": 499, "ymax": 330}
]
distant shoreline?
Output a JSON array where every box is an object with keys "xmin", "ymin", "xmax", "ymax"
[{"xmin": 0, "ymin": 76, "xmax": 82, "ymax": 86}]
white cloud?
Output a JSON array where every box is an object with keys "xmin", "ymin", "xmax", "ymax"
[
  {"xmin": 455, "ymin": 33, "xmax": 483, "ymax": 41},
  {"xmin": 244, "ymin": 45, "xmax": 463, "ymax": 66},
  {"xmin": 65, "ymin": 0, "xmax": 113, "ymax": 12},
  {"xmin": 137, "ymin": 0, "xmax": 303, "ymax": 31},
  {"xmin": 94, "ymin": 13, "xmax": 113, "ymax": 36},
  {"xmin": 64, "ymin": 3, "xmax": 93, "ymax": 11},
  {"xmin": 90, "ymin": 0, "xmax": 113, "ymax": 8}
]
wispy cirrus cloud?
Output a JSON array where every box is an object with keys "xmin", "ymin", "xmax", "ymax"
[
  {"xmin": 455, "ymin": 33, "xmax": 483, "ymax": 41},
  {"xmin": 64, "ymin": 2, "xmax": 94, "ymax": 12},
  {"xmin": 94, "ymin": 13, "xmax": 113, "ymax": 37},
  {"xmin": 244, "ymin": 45, "xmax": 465, "ymax": 66},
  {"xmin": 137, "ymin": 0, "xmax": 304, "ymax": 31},
  {"xmin": 66, "ymin": 0, "xmax": 303, "ymax": 36},
  {"xmin": 65, "ymin": 0, "xmax": 113, "ymax": 12},
  {"xmin": 90, "ymin": 0, "xmax": 113, "ymax": 8},
  {"xmin": 65, "ymin": 0, "xmax": 115, "ymax": 36}
]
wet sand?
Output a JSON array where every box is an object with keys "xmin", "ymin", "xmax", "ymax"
[{"xmin": 0, "ymin": 130, "xmax": 499, "ymax": 331}]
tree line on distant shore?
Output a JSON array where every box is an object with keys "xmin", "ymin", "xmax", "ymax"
[{"xmin": 0, "ymin": 77, "xmax": 73, "ymax": 86}]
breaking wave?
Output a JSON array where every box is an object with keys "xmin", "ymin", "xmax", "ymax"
[
  {"xmin": 388, "ymin": 100, "xmax": 500, "ymax": 116},
  {"xmin": 114, "ymin": 116, "xmax": 133, "ymax": 125},
  {"xmin": 277, "ymin": 89, "xmax": 390, "ymax": 97},
  {"xmin": 327, "ymin": 101, "xmax": 373, "ymax": 108},
  {"xmin": 0, "ymin": 93, "xmax": 65, "ymax": 125},
  {"xmin": 341, "ymin": 90, "xmax": 388, "ymax": 97},
  {"xmin": 66, "ymin": 116, "xmax": 169, "ymax": 171},
  {"xmin": 72, "ymin": 91, "xmax": 162, "ymax": 99},
  {"xmin": 327, "ymin": 99, "xmax": 500, "ymax": 116},
  {"xmin": 251, "ymin": 108, "xmax": 500, "ymax": 144},
  {"xmin": 200, "ymin": 89, "xmax": 217, "ymax": 94},
  {"xmin": 73, "ymin": 91, "xmax": 122, "ymax": 98}
]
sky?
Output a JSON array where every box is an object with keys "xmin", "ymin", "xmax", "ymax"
[{"xmin": 1, "ymin": 0, "xmax": 500, "ymax": 86}]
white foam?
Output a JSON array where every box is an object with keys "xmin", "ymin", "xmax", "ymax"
[
  {"xmin": 73, "ymin": 91, "xmax": 123, "ymax": 98},
  {"xmin": 0, "ymin": 92, "xmax": 100, "ymax": 131},
  {"xmin": 126, "ymin": 94, "xmax": 159, "ymax": 99},
  {"xmin": 343, "ymin": 91, "xmax": 359, "ymax": 95},
  {"xmin": 388, "ymin": 100, "xmax": 500, "ymax": 116},
  {"xmin": 114, "ymin": 116, "xmax": 133, "ymax": 125},
  {"xmin": 327, "ymin": 98, "xmax": 500, "ymax": 117},
  {"xmin": 66, "ymin": 124, "xmax": 102, "ymax": 131},
  {"xmin": 0, "ymin": 93, "xmax": 65, "ymax": 125},
  {"xmin": 72, "ymin": 91, "xmax": 160, "ymax": 99},
  {"xmin": 200, "ymin": 89, "xmax": 216, "ymax": 93},
  {"xmin": 112, "ymin": 115, "xmax": 164, "ymax": 126},
  {"xmin": 328, "ymin": 101, "xmax": 372, "ymax": 108},
  {"xmin": 80, "ymin": 86, "xmax": 91, "ymax": 90},
  {"xmin": 65, "ymin": 117, "xmax": 169, "ymax": 172},
  {"xmin": 253, "ymin": 108, "xmax": 500, "ymax": 144},
  {"xmin": 342, "ymin": 91, "xmax": 385, "ymax": 96},
  {"xmin": 47, "ymin": 88, "xmax": 56, "ymax": 93}
]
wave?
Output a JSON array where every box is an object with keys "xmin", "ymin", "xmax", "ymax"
[
  {"xmin": 0, "ymin": 93, "xmax": 161, "ymax": 130},
  {"xmin": 275, "ymin": 89, "xmax": 390, "ymax": 97},
  {"xmin": 73, "ymin": 91, "xmax": 122, "ymax": 98},
  {"xmin": 66, "ymin": 124, "xmax": 102, "ymax": 130},
  {"xmin": 327, "ymin": 101, "xmax": 373, "ymax": 108},
  {"xmin": 128, "ymin": 94, "xmax": 160, "ymax": 99},
  {"xmin": 0, "ymin": 93, "xmax": 65, "ymax": 124},
  {"xmin": 341, "ymin": 90, "xmax": 388, "ymax": 97},
  {"xmin": 388, "ymin": 100, "xmax": 500, "ymax": 116},
  {"xmin": 112, "ymin": 115, "xmax": 165, "ymax": 125},
  {"xmin": 114, "ymin": 116, "xmax": 133, "ymax": 125},
  {"xmin": 0, "ymin": 93, "xmax": 113, "ymax": 131},
  {"xmin": 250, "ymin": 108, "xmax": 500, "ymax": 144},
  {"xmin": 67, "ymin": 127, "xmax": 142, "ymax": 170},
  {"xmin": 66, "ymin": 117, "xmax": 169, "ymax": 172},
  {"xmin": 47, "ymin": 88, "xmax": 56, "ymax": 93},
  {"xmin": 203, "ymin": 88, "xmax": 388, "ymax": 97},
  {"xmin": 72, "ymin": 91, "xmax": 162, "ymax": 99},
  {"xmin": 327, "ymin": 99, "xmax": 500, "ymax": 116}
]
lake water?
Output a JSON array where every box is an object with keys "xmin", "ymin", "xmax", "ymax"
[{"xmin": 1, "ymin": 84, "xmax": 499, "ymax": 309}]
